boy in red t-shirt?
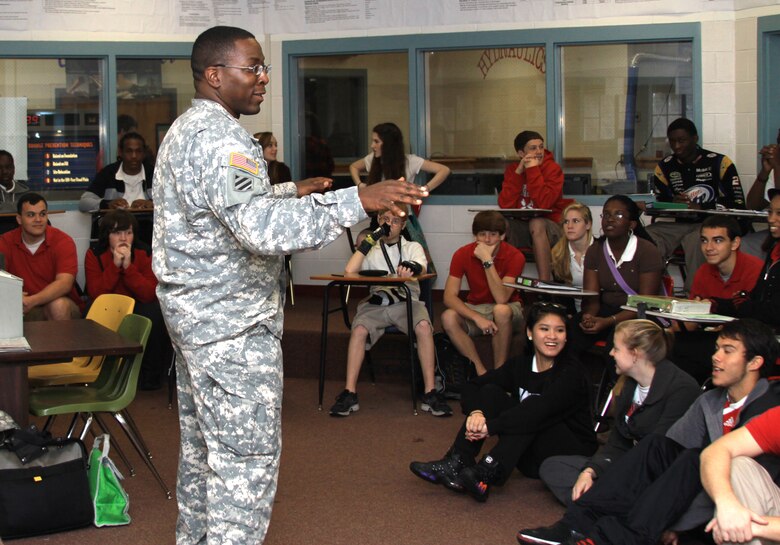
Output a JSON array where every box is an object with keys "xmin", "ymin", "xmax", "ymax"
[
  {"xmin": 701, "ymin": 404, "xmax": 780, "ymax": 545},
  {"xmin": 441, "ymin": 211, "xmax": 526, "ymax": 375}
]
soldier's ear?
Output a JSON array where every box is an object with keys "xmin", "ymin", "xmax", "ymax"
[{"xmin": 202, "ymin": 66, "xmax": 222, "ymax": 90}]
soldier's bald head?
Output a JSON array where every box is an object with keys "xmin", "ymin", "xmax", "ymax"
[{"xmin": 191, "ymin": 26, "xmax": 256, "ymax": 82}]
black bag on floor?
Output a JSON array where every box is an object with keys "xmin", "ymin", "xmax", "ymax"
[
  {"xmin": 433, "ymin": 332, "xmax": 476, "ymax": 400},
  {"xmin": 0, "ymin": 425, "xmax": 94, "ymax": 539}
]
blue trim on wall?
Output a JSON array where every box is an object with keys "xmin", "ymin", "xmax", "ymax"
[
  {"xmin": 758, "ymin": 14, "xmax": 780, "ymax": 148},
  {"xmin": 282, "ymin": 23, "xmax": 701, "ymax": 195}
]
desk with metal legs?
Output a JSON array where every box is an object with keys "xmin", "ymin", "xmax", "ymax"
[{"xmin": 310, "ymin": 273, "xmax": 435, "ymax": 416}]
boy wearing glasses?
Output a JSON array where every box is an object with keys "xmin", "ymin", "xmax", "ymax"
[
  {"xmin": 329, "ymin": 207, "xmax": 451, "ymax": 417},
  {"xmin": 441, "ymin": 210, "xmax": 526, "ymax": 375}
]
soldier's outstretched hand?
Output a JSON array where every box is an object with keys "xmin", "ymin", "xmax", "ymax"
[
  {"xmin": 295, "ymin": 177, "xmax": 332, "ymax": 197},
  {"xmin": 358, "ymin": 178, "xmax": 428, "ymax": 217}
]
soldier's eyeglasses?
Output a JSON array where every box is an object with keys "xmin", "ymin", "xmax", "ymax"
[{"xmin": 213, "ymin": 64, "xmax": 271, "ymax": 77}]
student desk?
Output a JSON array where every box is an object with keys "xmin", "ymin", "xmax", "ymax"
[
  {"xmin": 310, "ymin": 273, "xmax": 435, "ymax": 415},
  {"xmin": 644, "ymin": 207, "xmax": 768, "ymax": 221},
  {"xmin": 620, "ymin": 305, "xmax": 736, "ymax": 324},
  {"xmin": 0, "ymin": 319, "xmax": 143, "ymax": 426},
  {"xmin": 504, "ymin": 282, "xmax": 597, "ymax": 297},
  {"xmin": 468, "ymin": 208, "xmax": 552, "ymax": 219}
]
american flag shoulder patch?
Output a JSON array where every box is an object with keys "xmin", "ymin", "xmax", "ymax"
[{"xmin": 229, "ymin": 152, "xmax": 259, "ymax": 175}]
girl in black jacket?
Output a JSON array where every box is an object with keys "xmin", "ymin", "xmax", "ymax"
[
  {"xmin": 409, "ymin": 302, "xmax": 597, "ymax": 502},
  {"xmin": 539, "ymin": 319, "xmax": 700, "ymax": 505}
]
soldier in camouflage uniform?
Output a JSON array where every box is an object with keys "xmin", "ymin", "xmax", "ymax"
[{"xmin": 152, "ymin": 26, "xmax": 428, "ymax": 545}]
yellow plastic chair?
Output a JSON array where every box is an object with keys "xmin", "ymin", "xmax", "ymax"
[{"xmin": 28, "ymin": 293, "xmax": 135, "ymax": 386}]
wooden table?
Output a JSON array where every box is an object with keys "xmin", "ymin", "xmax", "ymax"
[
  {"xmin": 468, "ymin": 208, "xmax": 552, "ymax": 219},
  {"xmin": 310, "ymin": 273, "xmax": 435, "ymax": 415},
  {"xmin": 0, "ymin": 319, "xmax": 143, "ymax": 426}
]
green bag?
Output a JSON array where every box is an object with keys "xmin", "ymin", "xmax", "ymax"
[{"xmin": 87, "ymin": 434, "xmax": 130, "ymax": 527}]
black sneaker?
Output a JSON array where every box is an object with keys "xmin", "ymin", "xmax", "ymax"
[
  {"xmin": 329, "ymin": 390, "xmax": 359, "ymax": 417},
  {"xmin": 420, "ymin": 390, "xmax": 453, "ymax": 417},
  {"xmin": 516, "ymin": 521, "xmax": 586, "ymax": 545},
  {"xmin": 459, "ymin": 454, "xmax": 501, "ymax": 502},
  {"xmin": 409, "ymin": 448, "xmax": 468, "ymax": 492}
]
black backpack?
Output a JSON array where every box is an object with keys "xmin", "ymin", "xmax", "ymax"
[{"xmin": 433, "ymin": 332, "xmax": 476, "ymax": 400}]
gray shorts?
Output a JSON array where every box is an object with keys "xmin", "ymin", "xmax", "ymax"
[
  {"xmin": 463, "ymin": 302, "xmax": 525, "ymax": 337},
  {"xmin": 352, "ymin": 299, "xmax": 431, "ymax": 349},
  {"xmin": 506, "ymin": 217, "xmax": 562, "ymax": 248}
]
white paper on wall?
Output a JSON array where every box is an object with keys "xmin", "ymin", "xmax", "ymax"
[
  {"xmin": 1, "ymin": 0, "xmax": 772, "ymax": 37},
  {"xmin": 0, "ymin": 98, "xmax": 28, "ymax": 181}
]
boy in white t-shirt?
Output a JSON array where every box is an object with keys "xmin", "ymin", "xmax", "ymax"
[{"xmin": 329, "ymin": 207, "xmax": 451, "ymax": 418}]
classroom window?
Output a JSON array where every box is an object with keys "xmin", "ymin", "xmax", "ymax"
[
  {"xmin": 425, "ymin": 46, "xmax": 547, "ymax": 195},
  {"xmin": 295, "ymin": 52, "xmax": 409, "ymax": 184},
  {"xmin": 560, "ymin": 41, "xmax": 694, "ymax": 195},
  {"xmin": 0, "ymin": 58, "xmax": 105, "ymax": 198},
  {"xmin": 115, "ymin": 58, "xmax": 195, "ymax": 163}
]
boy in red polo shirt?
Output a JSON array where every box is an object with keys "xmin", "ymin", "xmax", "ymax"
[
  {"xmin": 0, "ymin": 192, "xmax": 83, "ymax": 320},
  {"xmin": 690, "ymin": 215, "xmax": 763, "ymax": 309},
  {"xmin": 441, "ymin": 210, "xmax": 526, "ymax": 375}
]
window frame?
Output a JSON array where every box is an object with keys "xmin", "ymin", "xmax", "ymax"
[
  {"xmin": 283, "ymin": 23, "xmax": 701, "ymax": 204},
  {"xmin": 758, "ymin": 14, "xmax": 780, "ymax": 147},
  {"xmin": 0, "ymin": 41, "xmax": 191, "ymax": 203}
]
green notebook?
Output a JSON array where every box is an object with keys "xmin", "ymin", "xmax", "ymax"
[{"xmin": 649, "ymin": 201, "xmax": 690, "ymax": 210}]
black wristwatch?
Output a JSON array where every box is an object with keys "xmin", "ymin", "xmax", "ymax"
[{"xmin": 482, "ymin": 260, "xmax": 494, "ymax": 270}]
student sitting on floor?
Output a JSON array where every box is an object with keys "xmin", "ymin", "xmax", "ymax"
[
  {"xmin": 410, "ymin": 302, "xmax": 597, "ymax": 503},
  {"xmin": 517, "ymin": 318, "xmax": 780, "ymax": 545},
  {"xmin": 441, "ymin": 210, "xmax": 526, "ymax": 375},
  {"xmin": 539, "ymin": 319, "xmax": 699, "ymax": 506},
  {"xmin": 700, "ymin": 405, "xmax": 780, "ymax": 545},
  {"xmin": 329, "ymin": 206, "xmax": 451, "ymax": 418}
]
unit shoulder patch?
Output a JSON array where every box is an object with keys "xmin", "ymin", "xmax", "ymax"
[{"xmin": 225, "ymin": 166, "xmax": 263, "ymax": 207}]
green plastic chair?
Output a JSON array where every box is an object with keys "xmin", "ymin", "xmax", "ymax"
[{"xmin": 28, "ymin": 314, "xmax": 172, "ymax": 499}]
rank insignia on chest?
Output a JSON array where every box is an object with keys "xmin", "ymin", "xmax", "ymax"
[{"xmin": 229, "ymin": 152, "xmax": 259, "ymax": 175}]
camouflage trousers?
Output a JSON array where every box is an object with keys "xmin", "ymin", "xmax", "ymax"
[{"xmin": 174, "ymin": 330, "xmax": 283, "ymax": 545}]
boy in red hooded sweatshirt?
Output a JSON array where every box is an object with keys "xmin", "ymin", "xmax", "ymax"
[{"xmin": 498, "ymin": 131, "xmax": 568, "ymax": 281}]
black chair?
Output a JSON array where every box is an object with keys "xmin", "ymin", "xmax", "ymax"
[{"xmin": 361, "ymin": 265, "xmax": 435, "ymax": 390}]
